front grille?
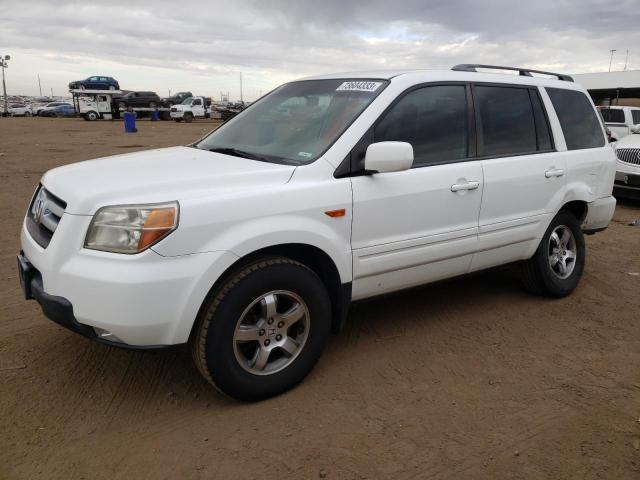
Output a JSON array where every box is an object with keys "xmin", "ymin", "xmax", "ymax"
[
  {"xmin": 170, "ymin": 107, "xmax": 177, "ymax": 112},
  {"xmin": 25, "ymin": 186, "xmax": 67, "ymax": 248},
  {"xmin": 616, "ymin": 148, "xmax": 640, "ymax": 166}
]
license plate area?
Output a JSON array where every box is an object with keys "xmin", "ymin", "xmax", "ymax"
[{"xmin": 17, "ymin": 253, "xmax": 34, "ymax": 300}]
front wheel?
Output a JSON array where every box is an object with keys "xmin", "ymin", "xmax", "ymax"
[
  {"xmin": 24, "ymin": 111, "xmax": 31, "ymax": 117},
  {"xmin": 191, "ymin": 257, "xmax": 331, "ymax": 401},
  {"xmin": 521, "ymin": 210, "xmax": 585, "ymax": 297}
]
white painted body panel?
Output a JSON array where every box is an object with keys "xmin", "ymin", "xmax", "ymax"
[{"xmin": 20, "ymin": 68, "xmax": 617, "ymax": 346}]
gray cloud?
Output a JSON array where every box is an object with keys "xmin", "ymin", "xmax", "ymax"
[{"xmin": 1, "ymin": 0, "xmax": 638, "ymax": 98}]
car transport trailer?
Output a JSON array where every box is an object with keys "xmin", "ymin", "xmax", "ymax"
[{"xmin": 70, "ymin": 89, "xmax": 171, "ymax": 121}]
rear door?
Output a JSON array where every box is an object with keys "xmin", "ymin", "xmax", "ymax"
[
  {"xmin": 471, "ymin": 84, "xmax": 562, "ymax": 271},
  {"xmin": 350, "ymin": 83, "xmax": 483, "ymax": 299}
]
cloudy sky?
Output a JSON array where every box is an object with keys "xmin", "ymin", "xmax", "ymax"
[{"xmin": 2, "ymin": 0, "xmax": 639, "ymax": 100}]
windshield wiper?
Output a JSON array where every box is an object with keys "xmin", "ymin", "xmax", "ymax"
[{"xmin": 207, "ymin": 147, "xmax": 269, "ymax": 162}]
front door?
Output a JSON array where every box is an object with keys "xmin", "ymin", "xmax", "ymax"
[{"xmin": 350, "ymin": 84, "xmax": 483, "ymax": 300}]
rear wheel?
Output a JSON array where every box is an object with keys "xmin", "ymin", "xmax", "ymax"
[
  {"xmin": 24, "ymin": 111, "xmax": 31, "ymax": 117},
  {"xmin": 109, "ymin": 85, "xmax": 116, "ymax": 90},
  {"xmin": 191, "ymin": 257, "xmax": 331, "ymax": 401},
  {"xmin": 521, "ymin": 210, "xmax": 585, "ymax": 297}
]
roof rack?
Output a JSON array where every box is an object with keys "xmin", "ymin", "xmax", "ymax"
[{"xmin": 452, "ymin": 64, "xmax": 574, "ymax": 82}]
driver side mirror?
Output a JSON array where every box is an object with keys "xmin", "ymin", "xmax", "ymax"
[
  {"xmin": 631, "ymin": 124, "xmax": 640, "ymax": 134},
  {"xmin": 364, "ymin": 141, "xmax": 414, "ymax": 174}
]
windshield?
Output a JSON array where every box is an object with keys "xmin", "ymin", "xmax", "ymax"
[
  {"xmin": 180, "ymin": 97, "xmax": 194, "ymax": 105},
  {"xmin": 195, "ymin": 79, "xmax": 388, "ymax": 165}
]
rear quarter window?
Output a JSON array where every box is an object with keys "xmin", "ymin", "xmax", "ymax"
[{"xmin": 546, "ymin": 88, "xmax": 605, "ymax": 150}]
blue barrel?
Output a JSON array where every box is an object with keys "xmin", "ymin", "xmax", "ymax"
[
  {"xmin": 151, "ymin": 110, "xmax": 159, "ymax": 121},
  {"xmin": 123, "ymin": 111, "xmax": 137, "ymax": 133}
]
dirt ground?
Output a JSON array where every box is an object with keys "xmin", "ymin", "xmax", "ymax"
[{"xmin": 1, "ymin": 117, "xmax": 639, "ymax": 480}]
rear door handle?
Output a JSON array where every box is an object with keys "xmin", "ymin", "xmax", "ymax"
[
  {"xmin": 545, "ymin": 168, "xmax": 565, "ymax": 178},
  {"xmin": 450, "ymin": 181, "xmax": 480, "ymax": 192}
]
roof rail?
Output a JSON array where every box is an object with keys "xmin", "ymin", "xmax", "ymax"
[{"xmin": 452, "ymin": 64, "xmax": 574, "ymax": 82}]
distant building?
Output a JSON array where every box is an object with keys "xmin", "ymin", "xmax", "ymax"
[{"xmin": 573, "ymin": 70, "xmax": 640, "ymax": 107}]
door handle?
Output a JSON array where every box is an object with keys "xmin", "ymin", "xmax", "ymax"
[
  {"xmin": 545, "ymin": 168, "xmax": 565, "ymax": 178},
  {"xmin": 450, "ymin": 181, "xmax": 480, "ymax": 192}
]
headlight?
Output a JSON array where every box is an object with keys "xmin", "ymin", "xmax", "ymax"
[{"xmin": 84, "ymin": 202, "xmax": 179, "ymax": 254}]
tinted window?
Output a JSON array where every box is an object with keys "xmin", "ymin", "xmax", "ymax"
[
  {"xmin": 475, "ymin": 86, "xmax": 537, "ymax": 156},
  {"xmin": 374, "ymin": 85, "xmax": 468, "ymax": 167},
  {"xmin": 600, "ymin": 108, "xmax": 626, "ymax": 123},
  {"xmin": 192, "ymin": 98, "xmax": 202, "ymax": 105},
  {"xmin": 632, "ymin": 110, "xmax": 640, "ymax": 124},
  {"xmin": 547, "ymin": 88, "xmax": 605, "ymax": 150}
]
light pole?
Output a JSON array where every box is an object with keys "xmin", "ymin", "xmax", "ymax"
[
  {"xmin": 1, "ymin": 55, "xmax": 10, "ymax": 117},
  {"xmin": 609, "ymin": 49, "xmax": 616, "ymax": 72}
]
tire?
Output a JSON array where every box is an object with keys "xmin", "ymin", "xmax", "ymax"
[
  {"xmin": 183, "ymin": 113, "xmax": 193, "ymax": 123},
  {"xmin": 191, "ymin": 257, "xmax": 331, "ymax": 401},
  {"xmin": 521, "ymin": 210, "xmax": 585, "ymax": 297},
  {"xmin": 85, "ymin": 111, "xmax": 98, "ymax": 121},
  {"xmin": 109, "ymin": 85, "xmax": 116, "ymax": 90},
  {"xmin": 24, "ymin": 111, "xmax": 31, "ymax": 117}
]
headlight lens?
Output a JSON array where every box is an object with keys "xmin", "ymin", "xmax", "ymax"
[{"xmin": 84, "ymin": 202, "xmax": 179, "ymax": 254}]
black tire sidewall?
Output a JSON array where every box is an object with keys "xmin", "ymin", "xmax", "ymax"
[
  {"xmin": 534, "ymin": 211, "xmax": 585, "ymax": 297},
  {"xmin": 203, "ymin": 261, "xmax": 331, "ymax": 400}
]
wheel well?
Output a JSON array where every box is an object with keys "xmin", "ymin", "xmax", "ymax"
[
  {"xmin": 560, "ymin": 200, "xmax": 588, "ymax": 222},
  {"xmin": 191, "ymin": 244, "xmax": 350, "ymax": 341}
]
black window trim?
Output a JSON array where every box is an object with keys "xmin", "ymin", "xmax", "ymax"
[
  {"xmin": 335, "ymin": 81, "xmax": 557, "ymax": 178},
  {"xmin": 471, "ymin": 82, "xmax": 556, "ymax": 161}
]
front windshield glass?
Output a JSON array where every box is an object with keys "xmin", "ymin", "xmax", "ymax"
[
  {"xmin": 195, "ymin": 79, "xmax": 388, "ymax": 165},
  {"xmin": 181, "ymin": 97, "xmax": 194, "ymax": 105}
]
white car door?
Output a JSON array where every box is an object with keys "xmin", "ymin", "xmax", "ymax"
[
  {"xmin": 470, "ymin": 84, "xmax": 566, "ymax": 272},
  {"xmin": 350, "ymin": 84, "xmax": 483, "ymax": 300},
  {"xmin": 192, "ymin": 98, "xmax": 204, "ymax": 117}
]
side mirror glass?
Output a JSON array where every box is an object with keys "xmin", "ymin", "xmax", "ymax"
[
  {"xmin": 631, "ymin": 124, "xmax": 640, "ymax": 134},
  {"xmin": 364, "ymin": 141, "xmax": 414, "ymax": 174}
]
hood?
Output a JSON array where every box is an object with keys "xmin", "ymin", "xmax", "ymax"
[
  {"xmin": 42, "ymin": 146, "xmax": 296, "ymax": 215},
  {"xmin": 614, "ymin": 133, "xmax": 640, "ymax": 149}
]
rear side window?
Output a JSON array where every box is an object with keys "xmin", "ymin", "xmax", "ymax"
[
  {"xmin": 600, "ymin": 108, "xmax": 626, "ymax": 123},
  {"xmin": 374, "ymin": 85, "xmax": 468, "ymax": 167},
  {"xmin": 475, "ymin": 86, "xmax": 538, "ymax": 156},
  {"xmin": 632, "ymin": 110, "xmax": 640, "ymax": 124},
  {"xmin": 547, "ymin": 88, "xmax": 605, "ymax": 150}
]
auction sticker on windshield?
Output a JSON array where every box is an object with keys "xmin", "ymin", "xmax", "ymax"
[{"xmin": 336, "ymin": 81, "xmax": 382, "ymax": 92}]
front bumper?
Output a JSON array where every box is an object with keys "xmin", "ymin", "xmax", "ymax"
[
  {"xmin": 614, "ymin": 171, "xmax": 640, "ymax": 199},
  {"xmin": 20, "ymin": 213, "xmax": 239, "ymax": 347}
]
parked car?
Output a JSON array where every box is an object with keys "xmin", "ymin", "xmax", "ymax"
[
  {"xmin": 8, "ymin": 103, "xmax": 33, "ymax": 116},
  {"xmin": 612, "ymin": 124, "xmax": 640, "ymax": 199},
  {"xmin": 598, "ymin": 106, "xmax": 640, "ymax": 140},
  {"xmin": 17, "ymin": 64, "xmax": 616, "ymax": 401},
  {"xmin": 36, "ymin": 102, "xmax": 72, "ymax": 116},
  {"xmin": 68, "ymin": 76, "xmax": 120, "ymax": 91},
  {"xmin": 162, "ymin": 91, "xmax": 193, "ymax": 107},
  {"xmin": 115, "ymin": 91, "xmax": 161, "ymax": 109},
  {"xmin": 40, "ymin": 104, "xmax": 76, "ymax": 117}
]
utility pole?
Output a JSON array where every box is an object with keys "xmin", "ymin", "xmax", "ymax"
[
  {"xmin": 239, "ymin": 72, "xmax": 243, "ymax": 103},
  {"xmin": 609, "ymin": 49, "xmax": 617, "ymax": 72},
  {"xmin": 1, "ymin": 55, "xmax": 9, "ymax": 117},
  {"xmin": 624, "ymin": 50, "xmax": 629, "ymax": 71},
  {"xmin": 37, "ymin": 74, "xmax": 42, "ymax": 97},
  {"xmin": 50, "ymin": 87, "xmax": 53, "ymax": 98}
]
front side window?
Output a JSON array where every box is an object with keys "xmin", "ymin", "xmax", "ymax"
[
  {"xmin": 192, "ymin": 99, "xmax": 202, "ymax": 106},
  {"xmin": 475, "ymin": 86, "xmax": 537, "ymax": 156},
  {"xmin": 374, "ymin": 85, "xmax": 468, "ymax": 167},
  {"xmin": 195, "ymin": 79, "xmax": 387, "ymax": 165},
  {"xmin": 547, "ymin": 88, "xmax": 605, "ymax": 150},
  {"xmin": 632, "ymin": 110, "xmax": 640, "ymax": 124}
]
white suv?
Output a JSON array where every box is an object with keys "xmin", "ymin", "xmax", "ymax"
[{"xmin": 18, "ymin": 64, "xmax": 617, "ymax": 400}]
